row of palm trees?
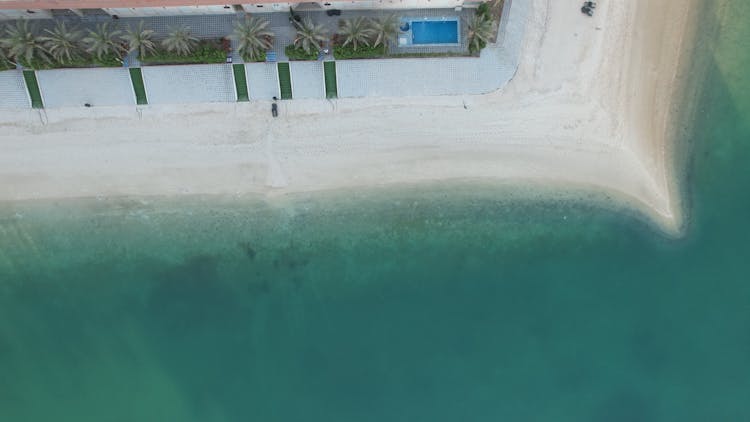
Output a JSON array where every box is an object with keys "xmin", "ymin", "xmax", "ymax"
[
  {"xmin": 0, "ymin": 20, "xmax": 213, "ymax": 67},
  {"xmin": 235, "ymin": 15, "xmax": 400, "ymax": 61},
  {"xmin": 293, "ymin": 15, "xmax": 400, "ymax": 55},
  {"xmin": 0, "ymin": 18, "xmax": 271, "ymax": 67},
  {"xmin": 1, "ymin": 11, "xmax": 495, "ymax": 68}
]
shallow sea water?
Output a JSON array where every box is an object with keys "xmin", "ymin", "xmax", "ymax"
[{"xmin": 1, "ymin": 1, "xmax": 749, "ymax": 420}]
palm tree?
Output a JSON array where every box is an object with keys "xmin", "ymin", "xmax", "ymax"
[
  {"xmin": 232, "ymin": 17, "xmax": 273, "ymax": 62},
  {"xmin": 338, "ymin": 17, "xmax": 374, "ymax": 51},
  {"xmin": 162, "ymin": 25, "xmax": 199, "ymax": 56},
  {"xmin": 39, "ymin": 21, "xmax": 84, "ymax": 64},
  {"xmin": 293, "ymin": 17, "xmax": 328, "ymax": 55},
  {"xmin": 467, "ymin": 14, "xmax": 493, "ymax": 54},
  {"xmin": 122, "ymin": 21, "xmax": 157, "ymax": 59},
  {"xmin": 83, "ymin": 22, "xmax": 123, "ymax": 60},
  {"xmin": 369, "ymin": 14, "xmax": 399, "ymax": 52},
  {"xmin": 0, "ymin": 20, "xmax": 50, "ymax": 66}
]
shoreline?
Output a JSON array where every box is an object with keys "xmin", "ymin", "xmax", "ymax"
[
  {"xmin": 662, "ymin": 0, "xmax": 722, "ymax": 236},
  {"xmin": 0, "ymin": 0, "xmax": 701, "ymax": 236}
]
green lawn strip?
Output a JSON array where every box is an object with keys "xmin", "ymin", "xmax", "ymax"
[
  {"xmin": 232, "ymin": 64, "xmax": 249, "ymax": 102},
  {"xmin": 323, "ymin": 61, "xmax": 337, "ymax": 99},
  {"xmin": 128, "ymin": 68, "xmax": 148, "ymax": 105},
  {"xmin": 277, "ymin": 62, "xmax": 292, "ymax": 100},
  {"xmin": 22, "ymin": 70, "xmax": 43, "ymax": 109}
]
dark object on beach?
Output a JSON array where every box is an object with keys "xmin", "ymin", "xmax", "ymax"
[
  {"xmin": 84, "ymin": 103, "xmax": 92, "ymax": 107},
  {"xmin": 326, "ymin": 9, "xmax": 341, "ymax": 16},
  {"xmin": 581, "ymin": 1, "xmax": 596, "ymax": 16},
  {"xmin": 271, "ymin": 103, "xmax": 278, "ymax": 117}
]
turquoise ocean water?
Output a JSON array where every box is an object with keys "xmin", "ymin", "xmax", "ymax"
[{"xmin": 1, "ymin": 1, "xmax": 749, "ymax": 420}]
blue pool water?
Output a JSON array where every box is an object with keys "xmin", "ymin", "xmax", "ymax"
[{"xmin": 411, "ymin": 20, "xmax": 459, "ymax": 44}]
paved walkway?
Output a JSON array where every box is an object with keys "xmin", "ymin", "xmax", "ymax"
[
  {"xmin": 245, "ymin": 62, "xmax": 280, "ymax": 100},
  {"xmin": 290, "ymin": 61, "xmax": 324, "ymax": 99},
  {"xmin": 142, "ymin": 64, "xmax": 235, "ymax": 104},
  {"xmin": 37, "ymin": 67, "xmax": 134, "ymax": 107},
  {"xmin": 0, "ymin": 71, "xmax": 29, "ymax": 108}
]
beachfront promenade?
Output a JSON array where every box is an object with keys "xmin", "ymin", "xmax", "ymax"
[{"xmin": 0, "ymin": 0, "xmax": 527, "ymax": 108}]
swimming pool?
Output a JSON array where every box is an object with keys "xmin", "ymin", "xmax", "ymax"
[{"xmin": 400, "ymin": 18, "xmax": 460, "ymax": 46}]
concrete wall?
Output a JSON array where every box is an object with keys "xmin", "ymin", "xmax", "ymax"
[
  {"xmin": 290, "ymin": 61, "xmax": 324, "ymax": 99},
  {"xmin": 141, "ymin": 64, "xmax": 235, "ymax": 104},
  {"xmin": 0, "ymin": 9, "xmax": 52, "ymax": 20},
  {"xmin": 36, "ymin": 67, "xmax": 134, "ymax": 108},
  {"xmin": 0, "ymin": 71, "xmax": 29, "ymax": 108},
  {"xmin": 245, "ymin": 62, "xmax": 280, "ymax": 101}
]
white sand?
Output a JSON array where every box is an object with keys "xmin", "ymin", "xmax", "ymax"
[{"xmin": 0, "ymin": 0, "xmax": 698, "ymax": 234}]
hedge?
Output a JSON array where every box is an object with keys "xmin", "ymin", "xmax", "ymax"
[
  {"xmin": 284, "ymin": 45, "xmax": 318, "ymax": 61},
  {"xmin": 241, "ymin": 51, "xmax": 267, "ymax": 63},
  {"xmin": 18, "ymin": 52, "xmax": 122, "ymax": 70},
  {"xmin": 333, "ymin": 44, "xmax": 386, "ymax": 60},
  {"xmin": 388, "ymin": 51, "xmax": 472, "ymax": 59},
  {"xmin": 140, "ymin": 41, "xmax": 226, "ymax": 65}
]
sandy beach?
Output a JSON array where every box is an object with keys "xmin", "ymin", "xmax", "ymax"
[{"xmin": 0, "ymin": 0, "xmax": 699, "ymax": 234}]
